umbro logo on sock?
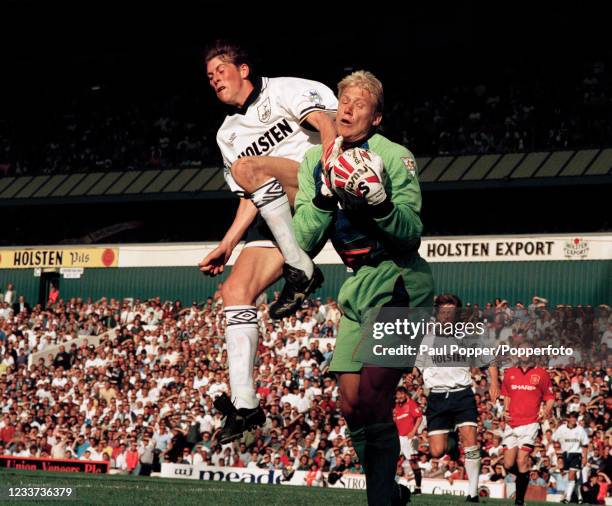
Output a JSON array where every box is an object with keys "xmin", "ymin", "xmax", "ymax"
[
  {"xmin": 254, "ymin": 180, "xmax": 284, "ymax": 209},
  {"xmin": 226, "ymin": 309, "xmax": 257, "ymax": 326}
]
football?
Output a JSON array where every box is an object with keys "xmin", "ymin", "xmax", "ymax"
[{"xmin": 330, "ymin": 147, "xmax": 386, "ymax": 207}]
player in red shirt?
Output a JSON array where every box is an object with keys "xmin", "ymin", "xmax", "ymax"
[
  {"xmin": 393, "ymin": 386, "xmax": 423, "ymax": 494},
  {"xmin": 501, "ymin": 346, "xmax": 554, "ymax": 506}
]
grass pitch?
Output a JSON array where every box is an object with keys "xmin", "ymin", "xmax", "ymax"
[{"xmin": 0, "ymin": 469, "xmax": 553, "ymax": 506}]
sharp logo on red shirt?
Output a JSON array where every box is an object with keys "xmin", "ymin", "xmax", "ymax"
[{"xmin": 503, "ymin": 367, "xmax": 553, "ymax": 428}]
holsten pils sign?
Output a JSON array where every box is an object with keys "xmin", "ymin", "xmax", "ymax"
[{"xmin": 0, "ymin": 248, "xmax": 118, "ymax": 269}]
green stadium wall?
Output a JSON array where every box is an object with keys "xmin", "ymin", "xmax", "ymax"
[{"xmin": 1, "ymin": 260, "xmax": 610, "ymax": 307}]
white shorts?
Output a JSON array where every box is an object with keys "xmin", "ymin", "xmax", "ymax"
[
  {"xmin": 502, "ymin": 422, "xmax": 539, "ymax": 450},
  {"xmin": 224, "ymin": 167, "xmax": 244, "ymax": 195},
  {"xmin": 399, "ymin": 435, "xmax": 419, "ymax": 459},
  {"xmin": 243, "ymin": 240, "xmax": 276, "ymax": 249}
]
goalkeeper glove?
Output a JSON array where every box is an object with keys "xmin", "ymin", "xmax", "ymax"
[
  {"xmin": 313, "ymin": 136, "xmax": 343, "ymax": 210},
  {"xmin": 331, "ymin": 148, "xmax": 393, "ymax": 216}
]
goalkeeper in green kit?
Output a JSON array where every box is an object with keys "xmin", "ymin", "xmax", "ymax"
[{"xmin": 293, "ymin": 71, "xmax": 434, "ymax": 505}]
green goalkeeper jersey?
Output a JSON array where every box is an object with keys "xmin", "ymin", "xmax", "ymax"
[{"xmin": 293, "ymin": 133, "xmax": 424, "ymax": 269}]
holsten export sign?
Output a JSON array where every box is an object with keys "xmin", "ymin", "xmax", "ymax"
[
  {"xmin": 0, "ymin": 456, "xmax": 109, "ymax": 473},
  {"xmin": 0, "ymin": 248, "xmax": 118, "ymax": 269},
  {"xmin": 419, "ymin": 235, "xmax": 612, "ymax": 262}
]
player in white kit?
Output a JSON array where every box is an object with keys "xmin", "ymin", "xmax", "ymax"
[
  {"xmin": 553, "ymin": 412, "xmax": 589, "ymax": 503},
  {"xmin": 415, "ymin": 293, "xmax": 500, "ymax": 503},
  {"xmin": 198, "ymin": 40, "xmax": 337, "ymax": 443}
]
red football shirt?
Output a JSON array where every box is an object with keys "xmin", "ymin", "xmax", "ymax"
[
  {"xmin": 0, "ymin": 425, "xmax": 15, "ymax": 444},
  {"xmin": 393, "ymin": 398, "xmax": 422, "ymax": 436},
  {"xmin": 501, "ymin": 366, "xmax": 554, "ymax": 427}
]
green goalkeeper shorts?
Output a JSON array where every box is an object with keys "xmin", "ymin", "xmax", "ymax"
[{"xmin": 329, "ymin": 255, "xmax": 434, "ymax": 373}]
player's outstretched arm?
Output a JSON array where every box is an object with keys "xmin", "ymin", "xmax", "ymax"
[
  {"xmin": 542, "ymin": 398, "xmax": 554, "ymax": 419},
  {"xmin": 199, "ymin": 199, "xmax": 258, "ymax": 276},
  {"xmin": 502, "ymin": 394, "xmax": 511, "ymax": 422},
  {"xmin": 488, "ymin": 365, "xmax": 501, "ymax": 401},
  {"xmin": 305, "ymin": 111, "xmax": 337, "ymax": 159}
]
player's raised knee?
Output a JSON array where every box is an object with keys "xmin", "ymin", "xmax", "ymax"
[
  {"xmin": 231, "ymin": 157, "xmax": 265, "ymax": 190},
  {"xmin": 222, "ymin": 275, "xmax": 255, "ymax": 305}
]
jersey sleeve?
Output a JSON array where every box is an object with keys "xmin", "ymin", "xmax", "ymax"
[
  {"xmin": 216, "ymin": 131, "xmax": 244, "ymax": 195},
  {"xmin": 373, "ymin": 139, "xmax": 423, "ymax": 249},
  {"xmin": 216, "ymin": 128, "xmax": 235, "ymax": 167},
  {"xmin": 541, "ymin": 371, "xmax": 554, "ymax": 401},
  {"xmin": 580, "ymin": 429, "xmax": 589, "ymax": 446},
  {"xmin": 501, "ymin": 372, "xmax": 509, "ymax": 397},
  {"xmin": 274, "ymin": 77, "xmax": 338, "ymax": 125},
  {"xmin": 293, "ymin": 146, "xmax": 334, "ymax": 255}
]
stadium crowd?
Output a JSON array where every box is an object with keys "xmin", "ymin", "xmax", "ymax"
[
  {"xmin": 0, "ymin": 61, "xmax": 610, "ymax": 176},
  {"xmin": 0, "ymin": 283, "xmax": 610, "ymax": 501}
]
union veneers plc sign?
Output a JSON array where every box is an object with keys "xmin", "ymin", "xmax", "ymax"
[
  {"xmin": 0, "ymin": 456, "xmax": 108, "ymax": 473},
  {"xmin": 0, "ymin": 248, "xmax": 118, "ymax": 269}
]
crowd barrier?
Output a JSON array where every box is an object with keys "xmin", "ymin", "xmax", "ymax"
[{"xmin": 159, "ymin": 463, "xmax": 506, "ymax": 498}]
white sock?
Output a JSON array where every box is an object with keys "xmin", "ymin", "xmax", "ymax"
[
  {"xmin": 251, "ymin": 178, "xmax": 313, "ymax": 277},
  {"xmin": 464, "ymin": 446, "xmax": 481, "ymax": 498},
  {"xmin": 565, "ymin": 480, "xmax": 575, "ymax": 501},
  {"xmin": 224, "ymin": 305, "xmax": 259, "ymax": 409}
]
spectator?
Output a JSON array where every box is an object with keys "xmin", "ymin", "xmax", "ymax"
[
  {"xmin": 53, "ymin": 345, "xmax": 73, "ymax": 370},
  {"xmin": 489, "ymin": 464, "xmax": 506, "ymax": 482},
  {"xmin": 424, "ymin": 459, "xmax": 445, "ymax": 479},
  {"xmin": 47, "ymin": 282, "xmax": 60, "ymax": 308},
  {"xmin": 12, "ymin": 295, "xmax": 30, "ymax": 315},
  {"xmin": 114, "ymin": 443, "xmax": 128, "ymax": 473},
  {"xmin": 0, "ymin": 292, "xmax": 608, "ymax": 494},
  {"xmin": 529, "ymin": 469, "xmax": 547, "ymax": 487},
  {"xmin": 125, "ymin": 442, "xmax": 140, "ymax": 475},
  {"xmin": 581, "ymin": 472, "xmax": 611, "ymax": 505},
  {"xmin": 3, "ymin": 283, "xmax": 16, "ymax": 305}
]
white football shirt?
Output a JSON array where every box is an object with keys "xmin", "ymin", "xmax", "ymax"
[
  {"xmin": 216, "ymin": 76, "xmax": 337, "ymax": 193},
  {"xmin": 415, "ymin": 335, "xmax": 472, "ymax": 392},
  {"xmin": 552, "ymin": 423, "xmax": 589, "ymax": 453},
  {"xmin": 421, "ymin": 366, "xmax": 473, "ymax": 391}
]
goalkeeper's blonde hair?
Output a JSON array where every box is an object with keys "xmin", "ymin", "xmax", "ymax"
[{"xmin": 338, "ymin": 70, "xmax": 384, "ymax": 113}]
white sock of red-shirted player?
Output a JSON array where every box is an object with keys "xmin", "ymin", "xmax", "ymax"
[{"xmin": 251, "ymin": 178, "xmax": 313, "ymax": 278}]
